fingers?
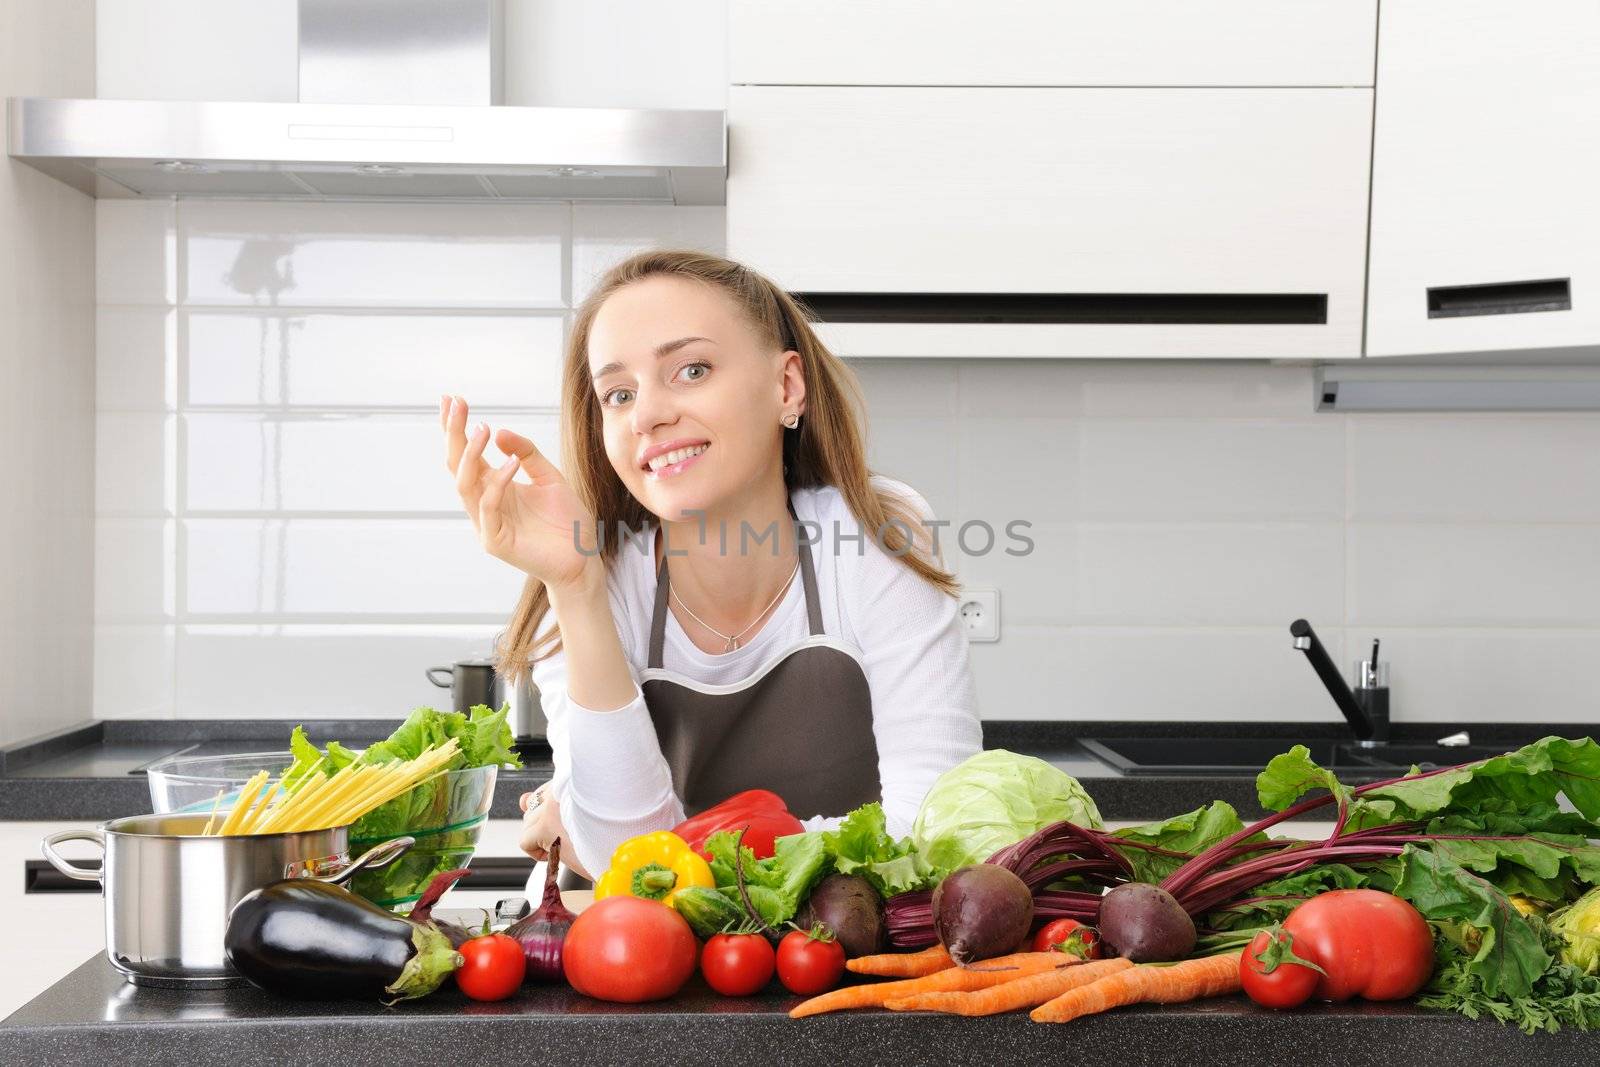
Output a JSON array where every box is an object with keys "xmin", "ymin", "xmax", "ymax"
[
  {"xmin": 494, "ymin": 427, "xmax": 563, "ymax": 486},
  {"xmin": 453, "ymin": 421, "xmax": 495, "ymax": 519},
  {"xmin": 442, "ymin": 394, "xmax": 488, "ymax": 480},
  {"xmin": 477, "ymin": 452, "xmax": 521, "ymax": 549}
]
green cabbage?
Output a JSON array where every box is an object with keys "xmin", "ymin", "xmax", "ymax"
[
  {"xmin": 911, "ymin": 749, "xmax": 1103, "ymax": 870},
  {"xmin": 1551, "ymin": 886, "xmax": 1600, "ymax": 976}
]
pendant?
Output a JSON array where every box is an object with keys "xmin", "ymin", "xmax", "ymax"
[{"xmin": 725, "ymin": 636, "xmax": 740, "ymax": 652}]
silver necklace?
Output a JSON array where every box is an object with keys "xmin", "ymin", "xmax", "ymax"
[{"xmin": 669, "ymin": 558, "xmax": 801, "ymax": 652}]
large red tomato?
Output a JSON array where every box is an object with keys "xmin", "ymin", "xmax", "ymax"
[
  {"xmin": 1281, "ymin": 889, "xmax": 1434, "ymax": 1002},
  {"xmin": 562, "ymin": 896, "xmax": 698, "ymax": 1003}
]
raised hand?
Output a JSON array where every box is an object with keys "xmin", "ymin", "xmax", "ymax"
[{"xmin": 440, "ymin": 394, "xmax": 599, "ymax": 590}]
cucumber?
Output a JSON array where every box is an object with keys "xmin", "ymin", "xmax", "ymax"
[{"xmin": 674, "ymin": 886, "xmax": 748, "ymax": 938}]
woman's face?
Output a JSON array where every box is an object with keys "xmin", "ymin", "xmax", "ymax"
[{"xmin": 587, "ymin": 275, "xmax": 805, "ymax": 521}]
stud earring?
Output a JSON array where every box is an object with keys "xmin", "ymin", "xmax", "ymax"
[{"xmin": 782, "ymin": 412, "xmax": 800, "ymax": 429}]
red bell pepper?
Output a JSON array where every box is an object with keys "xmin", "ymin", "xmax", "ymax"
[{"xmin": 672, "ymin": 789, "xmax": 804, "ymax": 860}]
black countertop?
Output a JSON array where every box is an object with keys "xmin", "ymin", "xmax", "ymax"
[
  {"xmin": 2, "ymin": 956, "xmax": 1594, "ymax": 1066},
  {"xmin": 3, "ymin": 718, "xmax": 1590, "ymax": 824}
]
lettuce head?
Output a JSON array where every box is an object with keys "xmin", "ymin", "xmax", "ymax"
[{"xmin": 911, "ymin": 749, "xmax": 1103, "ymax": 870}]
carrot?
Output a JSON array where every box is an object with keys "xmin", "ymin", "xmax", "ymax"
[
  {"xmin": 846, "ymin": 944, "xmax": 953, "ymax": 978},
  {"xmin": 885, "ymin": 957, "xmax": 1133, "ymax": 1016},
  {"xmin": 789, "ymin": 952, "xmax": 1070, "ymax": 1019},
  {"xmin": 1029, "ymin": 950, "xmax": 1245, "ymax": 1024}
]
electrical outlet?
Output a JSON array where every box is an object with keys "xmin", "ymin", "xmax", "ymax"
[{"xmin": 958, "ymin": 587, "xmax": 1000, "ymax": 642}]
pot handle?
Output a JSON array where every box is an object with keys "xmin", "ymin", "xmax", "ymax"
[
  {"xmin": 40, "ymin": 829, "xmax": 106, "ymax": 883},
  {"xmin": 318, "ymin": 835, "xmax": 416, "ymax": 885},
  {"xmin": 425, "ymin": 667, "xmax": 453, "ymax": 688}
]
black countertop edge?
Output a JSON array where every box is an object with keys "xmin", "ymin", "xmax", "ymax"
[
  {"xmin": 982, "ymin": 719, "xmax": 1588, "ymax": 745},
  {"xmin": 1, "ymin": 958, "xmax": 1594, "ymax": 1067},
  {"xmin": 4, "ymin": 719, "xmax": 1593, "ymax": 824},
  {"xmin": 0, "ymin": 769, "xmax": 553, "ymax": 824},
  {"xmin": 6, "ymin": 716, "xmax": 1580, "ymax": 772}
]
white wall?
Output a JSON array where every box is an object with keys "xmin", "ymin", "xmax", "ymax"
[
  {"xmin": 1, "ymin": 1, "xmax": 97, "ymax": 747},
  {"xmin": 88, "ymin": 1, "xmax": 1600, "ymax": 728}
]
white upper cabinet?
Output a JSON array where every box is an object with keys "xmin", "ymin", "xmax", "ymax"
[
  {"xmin": 1366, "ymin": 2, "xmax": 1600, "ymax": 358},
  {"xmin": 727, "ymin": 85, "xmax": 1373, "ymax": 358},
  {"xmin": 731, "ymin": 1, "xmax": 1376, "ymax": 87}
]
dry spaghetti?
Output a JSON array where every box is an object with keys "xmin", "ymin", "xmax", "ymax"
[{"xmin": 204, "ymin": 738, "xmax": 462, "ymax": 836}]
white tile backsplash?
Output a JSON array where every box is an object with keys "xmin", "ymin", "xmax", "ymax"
[
  {"xmin": 91, "ymin": 197, "xmax": 1600, "ymax": 725},
  {"xmin": 182, "ymin": 519, "xmax": 523, "ymax": 617},
  {"xmin": 182, "ymin": 413, "xmax": 561, "ymax": 514},
  {"xmin": 95, "ymin": 411, "xmax": 175, "ymax": 515},
  {"xmin": 1348, "ymin": 523, "xmax": 1600, "ymax": 627},
  {"xmin": 174, "ymin": 625, "xmax": 507, "ymax": 720},
  {"xmin": 1350, "ymin": 628, "xmax": 1600, "ymax": 723},
  {"xmin": 96, "ymin": 307, "xmax": 175, "ymax": 411},
  {"xmin": 971, "ymin": 626, "xmax": 1342, "ymax": 722},
  {"xmin": 93, "ymin": 624, "xmax": 176, "ymax": 721},
  {"xmin": 180, "ymin": 201, "xmax": 570, "ymax": 308},
  {"xmin": 955, "ymin": 416, "xmax": 1080, "ymax": 525},
  {"xmin": 1349, "ymin": 416, "xmax": 1600, "ymax": 522},
  {"xmin": 954, "ymin": 523, "xmax": 1076, "ymax": 628},
  {"xmin": 96, "ymin": 200, "xmax": 176, "ymax": 306},
  {"xmin": 571, "ymin": 204, "xmax": 727, "ymax": 304},
  {"xmin": 1079, "ymin": 419, "xmax": 1346, "ymax": 521},
  {"xmin": 186, "ymin": 311, "xmax": 566, "ymax": 409},
  {"xmin": 94, "ymin": 518, "xmax": 175, "ymax": 623},
  {"xmin": 1076, "ymin": 523, "xmax": 1344, "ymax": 627}
]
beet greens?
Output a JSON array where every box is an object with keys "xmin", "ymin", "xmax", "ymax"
[{"xmin": 886, "ymin": 736, "xmax": 1600, "ymax": 956}]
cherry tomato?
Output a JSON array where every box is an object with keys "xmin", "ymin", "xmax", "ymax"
[
  {"xmin": 562, "ymin": 896, "xmax": 699, "ymax": 1003},
  {"xmin": 1031, "ymin": 918, "xmax": 1101, "ymax": 959},
  {"xmin": 701, "ymin": 932, "xmax": 776, "ymax": 997},
  {"xmin": 776, "ymin": 927, "xmax": 846, "ymax": 996},
  {"xmin": 456, "ymin": 933, "xmax": 526, "ymax": 1002},
  {"xmin": 1240, "ymin": 926, "xmax": 1323, "ymax": 1010},
  {"xmin": 1282, "ymin": 889, "xmax": 1434, "ymax": 1002}
]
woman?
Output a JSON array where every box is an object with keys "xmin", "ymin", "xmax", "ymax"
[{"xmin": 439, "ymin": 250, "xmax": 983, "ymax": 884}]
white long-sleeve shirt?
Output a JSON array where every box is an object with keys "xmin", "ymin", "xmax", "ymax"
[{"xmin": 531, "ymin": 475, "xmax": 984, "ymax": 877}]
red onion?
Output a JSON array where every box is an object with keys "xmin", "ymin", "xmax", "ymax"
[
  {"xmin": 408, "ymin": 868, "xmax": 478, "ymax": 947},
  {"xmin": 504, "ymin": 838, "xmax": 576, "ymax": 982}
]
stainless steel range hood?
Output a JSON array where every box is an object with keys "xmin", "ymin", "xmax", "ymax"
[{"xmin": 6, "ymin": 0, "xmax": 725, "ymax": 203}]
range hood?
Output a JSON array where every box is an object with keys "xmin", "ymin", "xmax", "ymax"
[{"xmin": 5, "ymin": 0, "xmax": 725, "ymax": 203}]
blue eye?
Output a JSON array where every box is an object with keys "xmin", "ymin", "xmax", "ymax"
[
  {"xmin": 601, "ymin": 387, "xmax": 634, "ymax": 407},
  {"xmin": 678, "ymin": 361, "xmax": 710, "ymax": 382}
]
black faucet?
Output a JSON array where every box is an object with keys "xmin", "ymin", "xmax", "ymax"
[{"xmin": 1290, "ymin": 619, "xmax": 1389, "ymax": 745}]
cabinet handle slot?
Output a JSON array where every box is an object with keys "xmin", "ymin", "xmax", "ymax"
[
  {"xmin": 25, "ymin": 858, "xmax": 102, "ymax": 894},
  {"xmin": 793, "ymin": 292, "xmax": 1327, "ymax": 325},
  {"xmin": 1426, "ymin": 278, "xmax": 1571, "ymax": 319}
]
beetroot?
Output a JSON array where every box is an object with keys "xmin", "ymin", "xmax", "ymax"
[
  {"xmin": 932, "ymin": 864, "xmax": 1033, "ymax": 965},
  {"xmin": 1097, "ymin": 882, "xmax": 1196, "ymax": 962}
]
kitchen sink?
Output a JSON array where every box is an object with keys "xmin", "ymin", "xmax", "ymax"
[{"xmin": 1079, "ymin": 737, "xmax": 1516, "ymax": 776}]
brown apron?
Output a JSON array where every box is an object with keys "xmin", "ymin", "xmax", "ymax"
[{"xmin": 642, "ymin": 497, "xmax": 881, "ymax": 819}]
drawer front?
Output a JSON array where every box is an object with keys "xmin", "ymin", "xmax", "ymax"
[
  {"xmin": 732, "ymin": 0, "xmax": 1376, "ymax": 87},
  {"xmin": 729, "ymin": 86, "xmax": 1371, "ymax": 358},
  {"xmin": 1366, "ymin": 1, "xmax": 1600, "ymax": 358},
  {"xmin": 3, "ymin": 822, "xmax": 109, "ymax": 1018}
]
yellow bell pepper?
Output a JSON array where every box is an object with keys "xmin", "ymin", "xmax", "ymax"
[{"xmin": 593, "ymin": 830, "xmax": 714, "ymax": 908}]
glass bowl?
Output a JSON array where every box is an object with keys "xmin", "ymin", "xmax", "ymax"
[{"xmin": 146, "ymin": 750, "xmax": 497, "ymax": 909}]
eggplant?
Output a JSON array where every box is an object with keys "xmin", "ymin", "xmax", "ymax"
[{"xmin": 225, "ymin": 879, "xmax": 463, "ymax": 1002}]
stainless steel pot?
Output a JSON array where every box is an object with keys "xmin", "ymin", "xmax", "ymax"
[
  {"xmin": 41, "ymin": 813, "xmax": 414, "ymax": 988},
  {"xmin": 426, "ymin": 656, "xmax": 547, "ymax": 740}
]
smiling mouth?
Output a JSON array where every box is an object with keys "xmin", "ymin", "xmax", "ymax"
[{"xmin": 643, "ymin": 442, "xmax": 710, "ymax": 477}]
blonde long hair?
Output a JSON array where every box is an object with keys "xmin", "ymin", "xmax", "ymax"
[{"xmin": 494, "ymin": 249, "xmax": 958, "ymax": 684}]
